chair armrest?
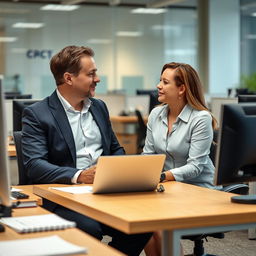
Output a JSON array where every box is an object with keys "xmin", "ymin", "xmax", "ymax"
[{"xmin": 222, "ymin": 184, "xmax": 249, "ymax": 195}]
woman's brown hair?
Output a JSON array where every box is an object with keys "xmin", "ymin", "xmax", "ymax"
[{"xmin": 161, "ymin": 62, "xmax": 218, "ymax": 129}]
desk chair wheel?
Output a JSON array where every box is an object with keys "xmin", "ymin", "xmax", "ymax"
[{"xmin": 183, "ymin": 233, "xmax": 224, "ymax": 256}]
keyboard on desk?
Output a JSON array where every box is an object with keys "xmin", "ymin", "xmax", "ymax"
[{"xmin": 11, "ymin": 191, "xmax": 29, "ymax": 199}]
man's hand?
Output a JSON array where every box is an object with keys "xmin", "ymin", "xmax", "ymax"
[{"xmin": 77, "ymin": 165, "xmax": 96, "ymax": 184}]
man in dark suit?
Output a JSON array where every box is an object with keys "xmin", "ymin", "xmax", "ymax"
[{"xmin": 22, "ymin": 45, "xmax": 152, "ymax": 255}]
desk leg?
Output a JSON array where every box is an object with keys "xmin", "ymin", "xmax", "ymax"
[
  {"xmin": 248, "ymin": 182, "xmax": 256, "ymax": 239},
  {"xmin": 162, "ymin": 230, "xmax": 180, "ymax": 256}
]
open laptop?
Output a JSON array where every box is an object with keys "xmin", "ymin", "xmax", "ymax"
[{"xmin": 92, "ymin": 154, "xmax": 166, "ymax": 194}]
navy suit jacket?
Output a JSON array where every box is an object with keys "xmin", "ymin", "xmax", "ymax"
[{"xmin": 22, "ymin": 91, "xmax": 125, "ymax": 185}]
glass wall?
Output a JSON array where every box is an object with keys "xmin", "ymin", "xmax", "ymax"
[
  {"xmin": 0, "ymin": 2, "xmax": 197, "ymax": 98},
  {"xmin": 241, "ymin": 0, "xmax": 256, "ymax": 77}
]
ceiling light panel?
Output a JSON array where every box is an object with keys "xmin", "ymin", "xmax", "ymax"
[
  {"xmin": 40, "ymin": 4, "xmax": 80, "ymax": 11},
  {"xmin": 87, "ymin": 39, "xmax": 112, "ymax": 44},
  {"xmin": 131, "ymin": 8, "xmax": 167, "ymax": 14},
  {"xmin": 0, "ymin": 37, "xmax": 17, "ymax": 42},
  {"xmin": 116, "ymin": 31, "xmax": 143, "ymax": 37},
  {"xmin": 12, "ymin": 23, "xmax": 44, "ymax": 29}
]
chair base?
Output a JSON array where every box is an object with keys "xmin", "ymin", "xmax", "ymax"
[{"xmin": 183, "ymin": 233, "xmax": 224, "ymax": 256}]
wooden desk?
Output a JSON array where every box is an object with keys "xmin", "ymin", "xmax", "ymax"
[
  {"xmin": 8, "ymin": 144, "xmax": 16, "ymax": 157},
  {"xmin": 33, "ymin": 182, "xmax": 256, "ymax": 256},
  {"xmin": 0, "ymin": 206, "xmax": 124, "ymax": 256}
]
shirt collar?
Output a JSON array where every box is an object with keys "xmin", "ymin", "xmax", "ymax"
[
  {"xmin": 159, "ymin": 104, "xmax": 193, "ymax": 123},
  {"xmin": 56, "ymin": 88, "xmax": 91, "ymax": 113},
  {"xmin": 177, "ymin": 104, "xmax": 193, "ymax": 123}
]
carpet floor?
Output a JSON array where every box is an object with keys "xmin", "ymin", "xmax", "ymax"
[{"xmin": 137, "ymin": 230, "xmax": 256, "ymax": 256}]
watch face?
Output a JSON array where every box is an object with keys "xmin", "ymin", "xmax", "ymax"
[{"xmin": 160, "ymin": 173, "xmax": 166, "ymax": 182}]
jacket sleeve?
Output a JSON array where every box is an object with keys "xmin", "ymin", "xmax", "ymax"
[{"xmin": 22, "ymin": 106, "xmax": 78, "ymax": 184}]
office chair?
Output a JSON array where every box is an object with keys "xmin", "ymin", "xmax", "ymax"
[
  {"xmin": 183, "ymin": 129, "xmax": 249, "ymax": 256},
  {"xmin": 13, "ymin": 131, "xmax": 29, "ymax": 185},
  {"xmin": 135, "ymin": 109, "xmax": 147, "ymax": 154}
]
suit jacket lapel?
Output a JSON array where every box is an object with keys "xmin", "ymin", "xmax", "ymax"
[{"xmin": 48, "ymin": 91, "xmax": 76, "ymax": 164}]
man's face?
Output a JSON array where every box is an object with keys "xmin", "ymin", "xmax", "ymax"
[{"xmin": 70, "ymin": 56, "xmax": 100, "ymax": 98}]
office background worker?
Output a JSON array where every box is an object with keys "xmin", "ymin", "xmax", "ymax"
[{"xmin": 21, "ymin": 45, "xmax": 152, "ymax": 256}]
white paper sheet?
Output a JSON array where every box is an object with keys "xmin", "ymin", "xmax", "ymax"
[
  {"xmin": 0, "ymin": 235, "xmax": 87, "ymax": 256},
  {"xmin": 11, "ymin": 187, "xmax": 22, "ymax": 192},
  {"xmin": 49, "ymin": 185, "xmax": 93, "ymax": 194}
]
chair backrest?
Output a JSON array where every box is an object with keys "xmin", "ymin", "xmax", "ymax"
[
  {"xmin": 209, "ymin": 129, "xmax": 219, "ymax": 164},
  {"xmin": 13, "ymin": 131, "xmax": 29, "ymax": 185},
  {"xmin": 135, "ymin": 109, "xmax": 147, "ymax": 153}
]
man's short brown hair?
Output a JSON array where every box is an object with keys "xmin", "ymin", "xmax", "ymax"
[{"xmin": 50, "ymin": 45, "xmax": 94, "ymax": 85}]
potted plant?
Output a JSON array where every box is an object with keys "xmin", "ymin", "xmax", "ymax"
[{"xmin": 241, "ymin": 72, "xmax": 256, "ymax": 94}]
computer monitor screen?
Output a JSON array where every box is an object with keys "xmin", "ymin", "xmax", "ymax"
[
  {"xmin": 0, "ymin": 78, "xmax": 12, "ymax": 217},
  {"xmin": 238, "ymin": 94, "xmax": 256, "ymax": 103},
  {"xmin": 13, "ymin": 100, "xmax": 39, "ymax": 131},
  {"xmin": 136, "ymin": 89, "xmax": 161, "ymax": 113},
  {"xmin": 215, "ymin": 103, "xmax": 256, "ymax": 203},
  {"xmin": 4, "ymin": 92, "xmax": 32, "ymax": 100},
  {"xmin": 5, "ymin": 92, "xmax": 20, "ymax": 99}
]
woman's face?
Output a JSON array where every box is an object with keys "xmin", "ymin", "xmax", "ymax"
[{"xmin": 157, "ymin": 68, "xmax": 184, "ymax": 104}]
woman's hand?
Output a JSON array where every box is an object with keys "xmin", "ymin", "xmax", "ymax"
[{"xmin": 165, "ymin": 171, "xmax": 176, "ymax": 181}]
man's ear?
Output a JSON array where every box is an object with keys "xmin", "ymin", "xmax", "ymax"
[{"xmin": 63, "ymin": 72, "xmax": 72, "ymax": 85}]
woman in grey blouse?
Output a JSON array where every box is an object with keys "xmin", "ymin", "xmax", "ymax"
[{"xmin": 143, "ymin": 62, "xmax": 217, "ymax": 256}]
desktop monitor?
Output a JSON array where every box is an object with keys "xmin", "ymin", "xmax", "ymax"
[
  {"xmin": 13, "ymin": 100, "xmax": 39, "ymax": 131},
  {"xmin": 4, "ymin": 92, "xmax": 21, "ymax": 99},
  {"xmin": 0, "ymin": 78, "xmax": 12, "ymax": 217},
  {"xmin": 136, "ymin": 89, "xmax": 161, "ymax": 113},
  {"xmin": 5, "ymin": 92, "xmax": 32, "ymax": 100},
  {"xmin": 238, "ymin": 94, "xmax": 256, "ymax": 103},
  {"xmin": 214, "ymin": 103, "xmax": 256, "ymax": 204}
]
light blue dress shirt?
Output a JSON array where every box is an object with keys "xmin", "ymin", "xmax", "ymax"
[
  {"xmin": 56, "ymin": 90, "xmax": 103, "ymax": 183},
  {"xmin": 143, "ymin": 104, "xmax": 215, "ymax": 188}
]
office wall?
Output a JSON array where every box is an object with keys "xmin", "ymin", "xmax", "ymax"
[
  {"xmin": 241, "ymin": 0, "xmax": 256, "ymax": 77},
  {"xmin": 0, "ymin": 3, "xmax": 197, "ymax": 98},
  {"xmin": 209, "ymin": 0, "xmax": 240, "ymax": 95},
  {"xmin": 164, "ymin": 8, "xmax": 197, "ymax": 68}
]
